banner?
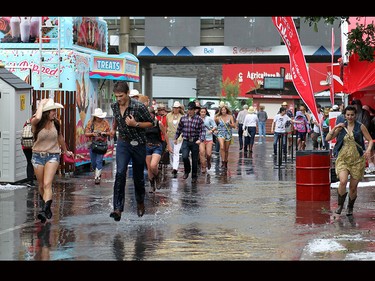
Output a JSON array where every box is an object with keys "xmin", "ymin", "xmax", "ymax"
[
  {"xmin": 272, "ymin": 17, "xmax": 320, "ymax": 124},
  {"xmin": 330, "ymin": 27, "xmax": 335, "ymax": 105}
]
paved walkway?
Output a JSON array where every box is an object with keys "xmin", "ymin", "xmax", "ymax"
[{"xmin": 1, "ymin": 136, "xmax": 375, "ymax": 262}]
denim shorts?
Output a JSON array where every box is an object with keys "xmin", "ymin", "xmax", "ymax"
[
  {"xmin": 146, "ymin": 143, "xmax": 163, "ymax": 156},
  {"xmin": 32, "ymin": 152, "xmax": 60, "ymax": 167}
]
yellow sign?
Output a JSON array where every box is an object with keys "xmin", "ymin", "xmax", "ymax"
[{"xmin": 20, "ymin": 94, "xmax": 26, "ymax": 111}]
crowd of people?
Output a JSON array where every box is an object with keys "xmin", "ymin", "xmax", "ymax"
[{"xmin": 23, "ymin": 88, "xmax": 375, "ymax": 222}]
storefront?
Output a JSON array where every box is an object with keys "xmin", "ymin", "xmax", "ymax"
[
  {"xmin": 222, "ymin": 62, "xmax": 332, "ymax": 120},
  {"xmin": 0, "ymin": 17, "xmax": 139, "ymax": 170}
]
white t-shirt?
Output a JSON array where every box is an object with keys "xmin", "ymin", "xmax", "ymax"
[
  {"xmin": 273, "ymin": 113, "xmax": 291, "ymax": 133},
  {"xmin": 243, "ymin": 113, "xmax": 258, "ymax": 128},
  {"xmin": 311, "ymin": 113, "xmax": 323, "ymax": 133}
]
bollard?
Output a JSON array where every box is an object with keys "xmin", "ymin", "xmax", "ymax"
[{"xmin": 296, "ymin": 150, "xmax": 330, "ymax": 201}]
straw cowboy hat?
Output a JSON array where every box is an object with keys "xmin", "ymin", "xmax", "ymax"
[
  {"xmin": 92, "ymin": 108, "xmax": 107, "ymax": 118},
  {"xmin": 157, "ymin": 103, "xmax": 166, "ymax": 109},
  {"xmin": 129, "ymin": 89, "xmax": 140, "ymax": 97},
  {"xmin": 248, "ymin": 106, "xmax": 255, "ymax": 113},
  {"xmin": 42, "ymin": 99, "xmax": 64, "ymax": 112},
  {"xmin": 173, "ymin": 101, "xmax": 182, "ymax": 108},
  {"xmin": 282, "ymin": 101, "xmax": 288, "ymax": 106}
]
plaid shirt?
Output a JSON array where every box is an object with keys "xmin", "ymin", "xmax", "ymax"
[
  {"xmin": 175, "ymin": 113, "xmax": 205, "ymax": 141},
  {"xmin": 111, "ymin": 99, "xmax": 154, "ymax": 144}
]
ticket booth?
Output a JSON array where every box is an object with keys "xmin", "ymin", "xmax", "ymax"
[{"xmin": 0, "ymin": 66, "xmax": 33, "ymax": 183}]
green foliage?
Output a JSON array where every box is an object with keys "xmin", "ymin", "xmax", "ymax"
[
  {"xmin": 303, "ymin": 16, "xmax": 375, "ymax": 62},
  {"xmin": 347, "ymin": 23, "xmax": 375, "ymax": 62},
  {"xmin": 220, "ymin": 77, "xmax": 252, "ymax": 110}
]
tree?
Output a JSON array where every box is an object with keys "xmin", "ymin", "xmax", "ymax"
[
  {"xmin": 303, "ymin": 17, "xmax": 375, "ymax": 62},
  {"xmin": 220, "ymin": 77, "xmax": 252, "ymax": 110}
]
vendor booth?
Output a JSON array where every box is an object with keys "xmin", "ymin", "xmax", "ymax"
[{"xmin": 0, "ymin": 17, "xmax": 139, "ymax": 173}]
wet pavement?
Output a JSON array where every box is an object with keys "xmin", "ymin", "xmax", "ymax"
[{"xmin": 1, "ymin": 136, "xmax": 375, "ymax": 262}]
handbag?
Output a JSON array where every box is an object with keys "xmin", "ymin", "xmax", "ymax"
[
  {"xmin": 90, "ymin": 121, "xmax": 108, "ymax": 155},
  {"xmin": 91, "ymin": 140, "xmax": 108, "ymax": 154},
  {"xmin": 160, "ymin": 146, "xmax": 170, "ymax": 165},
  {"xmin": 63, "ymin": 153, "xmax": 75, "ymax": 164},
  {"xmin": 63, "ymin": 142, "xmax": 75, "ymax": 164},
  {"xmin": 243, "ymin": 127, "xmax": 249, "ymax": 137}
]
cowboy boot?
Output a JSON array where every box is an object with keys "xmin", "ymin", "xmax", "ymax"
[
  {"xmin": 346, "ymin": 196, "xmax": 357, "ymax": 216},
  {"xmin": 207, "ymin": 156, "xmax": 211, "ymax": 170},
  {"xmin": 37, "ymin": 199, "xmax": 52, "ymax": 223},
  {"xmin": 44, "ymin": 200, "xmax": 53, "ymax": 219},
  {"xmin": 39, "ymin": 195, "xmax": 45, "ymax": 210},
  {"xmin": 221, "ymin": 161, "xmax": 225, "ymax": 169},
  {"xmin": 95, "ymin": 168, "xmax": 102, "ymax": 184},
  {"xmin": 37, "ymin": 205, "xmax": 47, "ymax": 223},
  {"xmin": 201, "ymin": 161, "xmax": 206, "ymax": 174},
  {"xmin": 335, "ymin": 191, "xmax": 348, "ymax": 214},
  {"xmin": 149, "ymin": 178, "xmax": 155, "ymax": 193}
]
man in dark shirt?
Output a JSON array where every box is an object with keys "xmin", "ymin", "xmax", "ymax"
[
  {"xmin": 109, "ymin": 81, "xmax": 153, "ymax": 221},
  {"xmin": 174, "ymin": 101, "xmax": 205, "ymax": 183}
]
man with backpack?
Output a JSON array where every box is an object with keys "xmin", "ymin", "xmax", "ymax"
[{"xmin": 21, "ymin": 116, "xmax": 35, "ymax": 187}]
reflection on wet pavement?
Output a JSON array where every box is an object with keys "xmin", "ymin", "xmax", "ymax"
[{"xmin": 1, "ymin": 137, "xmax": 375, "ymax": 260}]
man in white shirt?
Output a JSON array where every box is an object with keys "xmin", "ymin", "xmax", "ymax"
[
  {"xmin": 235, "ymin": 104, "xmax": 249, "ymax": 150},
  {"xmin": 271, "ymin": 107, "xmax": 292, "ymax": 156}
]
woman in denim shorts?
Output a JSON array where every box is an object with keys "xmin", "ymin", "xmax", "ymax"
[
  {"xmin": 31, "ymin": 98, "xmax": 74, "ymax": 223},
  {"xmin": 145, "ymin": 107, "xmax": 172, "ymax": 192}
]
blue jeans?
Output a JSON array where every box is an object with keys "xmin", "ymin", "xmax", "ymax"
[
  {"xmin": 90, "ymin": 149, "xmax": 104, "ymax": 170},
  {"xmin": 112, "ymin": 139, "xmax": 146, "ymax": 212},
  {"xmin": 238, "ymin": 124, "xmax": 244, "ymax": 149},
  {"xmin": 244, "ymin": 127, "xmax": 256, "ymax": 148},
  {"xmin": 258, "ymin": 121, "xmax": 266, "ymax": 140},
  {"xmin": 273, "ymin": 132, "xmax": 287, "ymax": 155},
  {"xmin": 181, "ymin": 140, "xmax": 199, "ymax": 178}
]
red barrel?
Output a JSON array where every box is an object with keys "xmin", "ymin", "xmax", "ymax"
[
  {"xmin": 296, "ymin": 150, "xmax": 330, "ymax": 201},
  {"xmin": 295, "ymin": 201, "xmax": 331, "ymax": 224}
]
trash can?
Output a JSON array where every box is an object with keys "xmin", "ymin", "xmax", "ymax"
[{"xmin": 296, "ymin": 150, "xmax": 330, "ymax": 201}]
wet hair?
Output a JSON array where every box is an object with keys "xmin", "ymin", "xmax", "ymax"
[
  {"xmin": 113, "ymin": 81, "xmax": 129, "ymax": 94},
  {"xmin": 34, "ymin": 111, "xmax": 61, "ymax": 141},
  {"xmin": 351, "ymin": 99, "xmax": 362, "ymax": 107},
  {"xmin": 218, "ymin": 105, "xmax": 232, "ymax": 115},
  {"xmin": 200, "ymin": 107, "xmax": 210, "ymax": 116},
  {"xmin": 343, "ymin": 105, "xmax": 357, "ymax": 115}
]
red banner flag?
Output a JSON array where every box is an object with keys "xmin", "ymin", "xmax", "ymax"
[
  {"xmin": 330, "ymin": 27, "xmax": 335, "ymax": 105},
  {"xmin": 272, "ymin": 17, "xmax": 320, "ymax": 124}
]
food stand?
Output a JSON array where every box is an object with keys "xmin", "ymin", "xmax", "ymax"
[{"xmin": 0, "ymin": 17, "xmax": 139, "ymax": 171}]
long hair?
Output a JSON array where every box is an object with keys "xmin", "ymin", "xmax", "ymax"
[{"xmin": 34, "ymin": 111, "xmax": 61, "ymax": 141}]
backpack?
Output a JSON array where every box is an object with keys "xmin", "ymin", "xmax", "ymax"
[
  {"xmin": 294, "ymin": 115, "xmax": 308, "ymax": 132},
  {"xmin": 21, "ymin": 119, "xmax": 34, "ymax": 148}
]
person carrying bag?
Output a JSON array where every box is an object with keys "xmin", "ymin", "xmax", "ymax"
[{"xmin": 84, "ymin": 108, "xmax": 110, "ymax": 184}]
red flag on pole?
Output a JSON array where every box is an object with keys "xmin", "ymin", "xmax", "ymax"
[
  {"xmin": 271, "ymin": 17, "xmax": 320, "ymax": 124},
  {"xmin": 330, "ymin": 27, "xmax": 335, "ymax": 105}
]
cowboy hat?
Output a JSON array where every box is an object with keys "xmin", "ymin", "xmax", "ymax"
[
  {"xmin": 157, "ymin": 103, "xmax": 166, "ymax": 109},
  {"xmin": 248, "ymin": 106, "xmax": 255, "ymax": 113},
  {"xmin": 187, "ymin": 101, "xmax": 196, "ymax": 110},
  {"xmin": 282, "ymin": 101, "xmax": 288, "ymax": 106},
  {"xmin": 173, "ymin": 101, "xmax": 182, "ymax": 108},
  {"xmin": 92, "ymin": 108, "xmax": 107, "ymax": 118},
  {"xmin": 42, "ymin": 99, "xmax": 64, "ymax": 112},
  {"xmin": 129, "ymin": 89, "xmax": 140, "ymax": 97}
]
